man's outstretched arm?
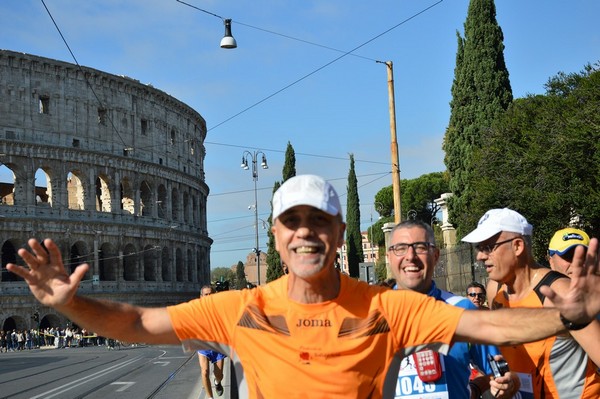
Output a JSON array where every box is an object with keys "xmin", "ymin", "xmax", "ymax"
[
  {"xmin": 7, "ymin": 238, "xmax": 180, "ymax": 345},
  {"xmin": 456, "ymin": 239, "xmax": 600, "ymax": 345}
]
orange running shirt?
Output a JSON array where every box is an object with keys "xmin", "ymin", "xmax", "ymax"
[
  {"xmin": 167, "ymin": 273, "xmax": 463, "ymax": 398},
  {"xmin": 494, "ymin": 282, "xmax": 600, "ymax": 399}
]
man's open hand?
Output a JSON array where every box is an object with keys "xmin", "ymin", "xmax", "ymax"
[
  {"xmin": 7, "ymin": 238, "xmax": 88, "ymax": 308},
  {"xmin": 540, "ymin": 238, "xmax": 600, "ymax": 325}
]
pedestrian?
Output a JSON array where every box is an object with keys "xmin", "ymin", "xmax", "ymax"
[
  {"xmin": 17, "ymin": 330, "xmax": 24, "ymax": 350},
  {"xmin": 0, "ymin": 330, "xmax": 6, "ymax": 353},
  {"xmin": 7, "ymin": 175, "xmax": 600, "ymax": 398},
  {"xmin": 388, "ymin": 220, "xmax": 520, "ymax": 398},
  {"xmin": 462, "ymin": 208, "xmax": 600, "ymax": 398},
  {"xmin": 9, "ymin": 330, "xmax": 16, "ymax": 351},
  {"xmin": 197, "ymin": 285, "xmax": 226, "ymax": 399},
  {"xmin": 548, "ymin": 227, "xmax": 590, "ymax": 277},
  {"xmin": 25, "ymin": 329, "xmax": 32, "ymax": 350},
  {"xmin": 466, "ymin": 281, "xmax": 489, "ymax": 309}
]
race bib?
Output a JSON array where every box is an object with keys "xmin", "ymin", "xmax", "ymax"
[{"xmin": 395, "ymin": 355, "xmax": 449, "ymax": 399}]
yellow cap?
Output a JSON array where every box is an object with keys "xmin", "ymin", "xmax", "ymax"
[{"xmin": 548, "ymin": 228, "xmax": 590, "ymax": 255}]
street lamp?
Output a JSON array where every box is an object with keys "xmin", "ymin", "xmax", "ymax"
[
  {"xmin": 175, "ymin": 1, "xmax": 237, "ymax": 49},
  {"xmin": 220, "ymin": 19, "xmax": 237, "ymax": 49},
  {"xmin": 370, "ymin": 202, "xmax": 383, "ymax": 264},
  {"xmin": 241, "ymin": 150, "xmax": 268, "ymax": 285}
]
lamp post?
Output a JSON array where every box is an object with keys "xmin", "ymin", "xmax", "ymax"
[
  {"xmin": 241, "ymin": 150, "xmax": 268, "ymax": 285},
  {"xmin": 369, "ymin": 202, "xmax": 384, "ymax": 264}
]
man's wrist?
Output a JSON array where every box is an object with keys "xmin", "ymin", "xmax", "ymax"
[{"xmin": 560, "ymin": 313, "xmax": 591, "ymax": 331}]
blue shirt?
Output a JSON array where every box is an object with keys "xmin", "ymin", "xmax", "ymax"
[{"xmin": 394, "ymin": 281, "xmax": 499, "ymax": 398}]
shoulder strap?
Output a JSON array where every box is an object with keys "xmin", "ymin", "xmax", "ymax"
[{"xmin": 533, "ymin": 270, "xmax": 567, "ymax": 304}]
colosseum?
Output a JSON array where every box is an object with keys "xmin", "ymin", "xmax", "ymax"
[{"xmin": 0, "ymin": 49, "xmax": 212, "ymax": 332}]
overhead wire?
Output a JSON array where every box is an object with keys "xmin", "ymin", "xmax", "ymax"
[
  {"xmin": 206, "ymin": 0, "xmax": 444, "ymax": 132},
  {"xmin": 37, "ymin": 0, "xmax": 443, "ymax": 165},
  {"xmin": 39, "ymin": 0, "xmax": 128, "ymax": 150},
  {"xmin": 32, "ymin": 0, "xmax": 445, "ymax": 263},
  {"xmin": 103, "ymin": 0, "xmax": 445, "ymax": 163}
]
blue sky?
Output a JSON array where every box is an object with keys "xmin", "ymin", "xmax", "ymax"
[{"xmin": 1, "ymin": 0, "xmax": 599, "ymax": 268}]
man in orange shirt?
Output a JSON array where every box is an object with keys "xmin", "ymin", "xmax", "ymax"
[
  {"xmin": 463, "ymin": 208, "xmax": 600, "ymax": 398},
  {"xmin": 8, "ymin": 175, "xmax": 600, "ymax": 398}
]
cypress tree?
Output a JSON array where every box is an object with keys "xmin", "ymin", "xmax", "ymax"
[
  {"xmin": 443, "ymin": 0, "xmax": 513, "ymax": 236},
  {"xmin": 235, "ymin": 261, "xmax": 248, "ymax": 289},
  {"xmin": 266, "ymin": 142, "xmax": 296, "ymax": 282},
  {"xmin": 282, "ymin": 141, "xmax": 296, "ymax": 180},
  {"xmin": 345, "ymin": 154, "xmax": 363, "ymax": 278},
  {"xmin": 266, "ymin": 181, "xmax": 282, "ymax": 282}
]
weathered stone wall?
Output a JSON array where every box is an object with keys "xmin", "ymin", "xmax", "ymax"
[{"xmin": 0, "ymin": 50, "xmax": 211, "ymax": 331}]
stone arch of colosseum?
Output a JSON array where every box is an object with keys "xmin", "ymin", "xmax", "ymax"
[{"xmin": 0, "ymin": 50, "xmax": 212, "ymax": 329}]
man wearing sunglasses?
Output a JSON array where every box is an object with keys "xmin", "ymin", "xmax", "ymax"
[
  {"xmin": 388, "ymin": 220, "xmax": 519, "ymax": 399},
  {"xmin": 463, "ymin": 208, "xmax": 600, "ymax": 399},
  {"xmin": 548, "ymin": 228, "xmax": 590, "ymax": 277},
  {"xmin": 466, "ymin": 282, "xmax": 489, "ymax": 309}
]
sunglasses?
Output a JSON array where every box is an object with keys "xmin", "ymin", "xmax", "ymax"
[
  {"xmin": 467, "ymin": 293, "xmax": 486, "ymax": 299},
  {"xmin": 548, "ymin": 248, "xmax": 575, "ymax": 262}
]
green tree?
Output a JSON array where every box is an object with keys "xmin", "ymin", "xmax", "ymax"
[
  {"xmin": 470, "ymin": 63, "xmax": 600, "ymax": 260},
  {"xmin": 370, "ymin": 172, "xmax": 449, "ymax": 246},
  {"xmin": 235, "ymin": 261, "xmax": 248, "ymax": 289},
  {"xmin": 374, "ymin": 185, "xmax": 394, "ymax": 218},
  {"xmin": 443, "ymin": 0, "xmax": 513, "ymax": 237},
  {"xmin": 266, "ymin": 181, "xmax": 282, "ymax": 282},
  {"xmin": 345, "ymin": 154, "xmax": 363, "ymax": 278},
  {"xmin": 211, "ymin": 267, "xmax": 235, "ymax": 286},
  {"xmin": 282, "ymin": 141, "xmax": 296, "ymax": 181},
  {"xmin": 266, "ymin": 142, "xmax": 296, "ymax": 282},
  {"xmin": 369, "ymin": 185, "xmax": 395, "ymax": 248},
  {"xmin": 401, "ymin": 172, "xmax": 450, "ymax": 224}
]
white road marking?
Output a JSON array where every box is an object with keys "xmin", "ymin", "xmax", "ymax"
[
  {"xmin": 111, "ymin": 381, "xmax": 136, "ymax": 392},
  {"xmin": 30, "ymin": 356, "xmax": 143, "ymax": 399},
  {"xmin": 153, "ymin": 361, "xmax": 170, "ymax": 366}
]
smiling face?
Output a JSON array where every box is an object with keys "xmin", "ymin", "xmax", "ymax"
[
  {"xmin": 272, "ymin": 205, "xmax": 345, "ymax": 282},
  {"xmin": 388, "ymin": 225, "xmax": 439, "ymax": 294}
]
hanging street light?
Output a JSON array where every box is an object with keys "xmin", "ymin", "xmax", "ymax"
[{"xmin": 220, "ymin": 19, "xmax": 237, "ymax": 49}]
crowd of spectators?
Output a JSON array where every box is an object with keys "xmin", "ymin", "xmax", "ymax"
[{"xmin": 0, "ymin": 327, "xmax": 110, "ymax": 352}]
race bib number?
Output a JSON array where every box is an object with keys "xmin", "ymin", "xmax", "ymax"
[
  {"xmin": 511, "ymin": 372, "xmax": 534, "ymax": 399},
  {"xmin": 395, "ymin": 355, "xmax": 449, "ymax": 399}
]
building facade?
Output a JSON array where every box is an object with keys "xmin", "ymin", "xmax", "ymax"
[
  {"xmin": 243, "ymin": 251, "xmax": 268, "ymax": 286},
  {"xmin": 0, "ymin": 50, "xmax": 211, "ymax": 331},
  {"xmin": 337, "ymin": 231, "xmax": 380, "ymax": 278}
]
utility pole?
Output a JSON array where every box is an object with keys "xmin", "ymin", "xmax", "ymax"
[{"xmin": 376, "ymin": 60, "xmax": 402, "ymax": 223}]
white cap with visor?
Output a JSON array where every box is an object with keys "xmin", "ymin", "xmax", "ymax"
[{"xmin": 272, "ymin": 175, "xmax": 342, "ymax": 221}]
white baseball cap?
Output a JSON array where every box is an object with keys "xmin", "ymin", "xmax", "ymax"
[
  {"xmin": 272, "ymin": 175, "xmax": 342, "ymax": 221},
  {"xmin": 462, "ymin": 208, "xmax": 533, "ymax": 244}
]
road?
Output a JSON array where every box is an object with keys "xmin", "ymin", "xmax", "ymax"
[{"xmin": 0, "ymin": 344, "xmax": 231, "ymax": 399}]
